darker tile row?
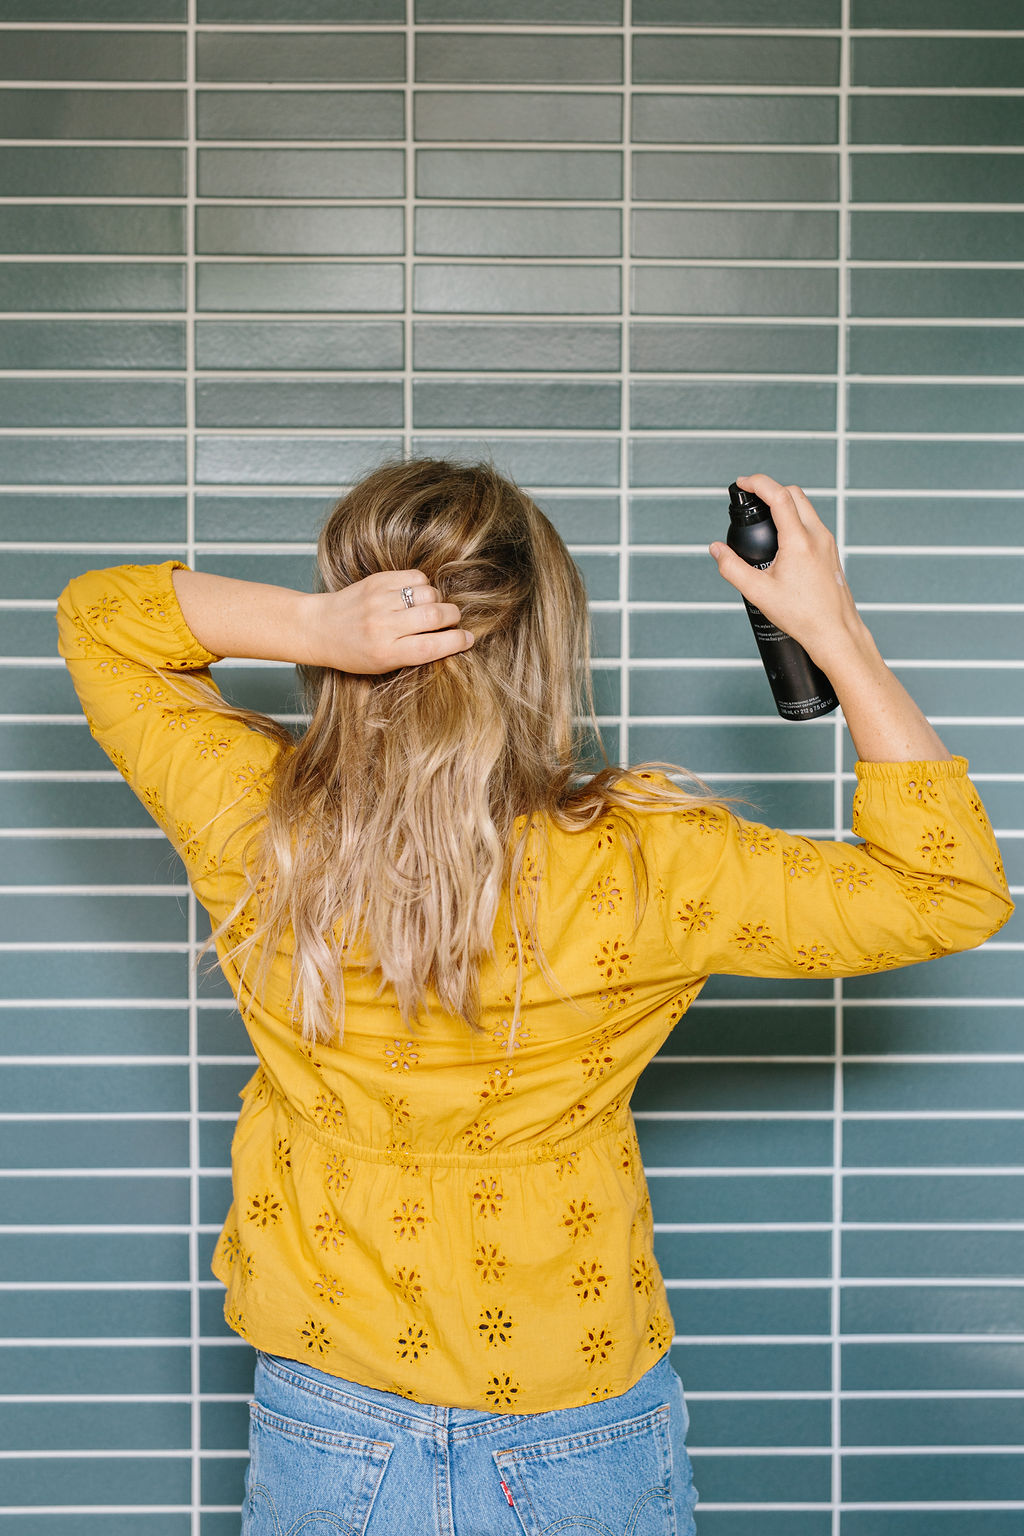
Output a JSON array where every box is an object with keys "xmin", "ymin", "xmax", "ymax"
[
  {"xmin": 2, "ymin": 89, "xmax": 1024, "ymax": 148},
  {"xmin": 3, "ymin": 30, "xmax": 1023, "ymax": 90},
  {"xmin": 3, "ymin": 2, "xmax": 1021, "ymax": 34}
]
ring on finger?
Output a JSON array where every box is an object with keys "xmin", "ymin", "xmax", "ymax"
[{"xmin": 401, "ymin": 586, "xmax": 416, "ymax": 610}]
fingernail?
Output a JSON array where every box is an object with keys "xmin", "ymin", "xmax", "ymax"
[
  {"xmin": 464, "ymin": 630, "xmax": 475, "ymax": 647},
  {"xmin": 709, "ymin": 542, "xmax": 723, "ymax": 559}
]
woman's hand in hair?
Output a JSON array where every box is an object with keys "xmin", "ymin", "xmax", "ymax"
[
  {"xmin": 171, "ymin": 567, "xmax": 473, "ymax": 670},
  {"xmin": 301, "ymin": 569, "xmax": 475, "ymax": 674}
]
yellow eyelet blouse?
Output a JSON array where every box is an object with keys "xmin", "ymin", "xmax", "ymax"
[{"xmin": 57, "ymin": 561, "xmax": 1013, "ymax": 1414}]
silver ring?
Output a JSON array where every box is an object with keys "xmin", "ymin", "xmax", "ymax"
[{"xmin": 401, "ymin": 586, "xmax": 415, "ymax": 610}]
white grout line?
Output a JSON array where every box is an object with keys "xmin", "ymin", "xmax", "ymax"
[
  {"xmin": 617, "ymin": 0, "xmax": 632, "ymax": 771},
  {"xmin": 403, "ymin": 2, "xmax": 414, "ymax": 455},
  {"xmin": 182, "ymin": 8, "xmax": 201, "ymax": 1531}
]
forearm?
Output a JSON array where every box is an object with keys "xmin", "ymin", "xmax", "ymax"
[
  {"xmin": 171, "ymin": 569, "xmax": 316, "ymax": 664},
  {"xmin": 822, "ymin": 615, "xmax": 952, "ymax": 764},
  {"xmin": 171, "ymin": 565, "xmax": 473, "ymax": 672}
]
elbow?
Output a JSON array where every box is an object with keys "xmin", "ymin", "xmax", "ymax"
[{"xmin": 934, "ymin": 888, "xmax": 1014, "ymax": 956}]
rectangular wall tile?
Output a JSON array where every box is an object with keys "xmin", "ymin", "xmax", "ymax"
[
  {"xmin": 633, "ymin": 94, "xmax": 837, "ymax": 145},
  {"xmin": 197, "ymin": 90, "xmax": 404, "ymax": 141},
  {"xmin": 415, "ymin": 206, "xmax": 621, "ymax": 258},
  {"xmin": 0, "ymin": 262, "xmax": 185, "ymax": 313},
  {"xmin": 0, "ymin": 89, "xmax": 185, "ymax": 139},
  {"xmin": 852, "ymin": 37, "xmax": 1024, "ymax": 89},
  {"xmin": 633, "ymin": 209, "xmax": 838, "ymax": 259},
  {"xmin": 633, "ymin": 34, "xmax": 840, "ymax": 86},
  {"xmin": 413, "ymin": 320, "xmax": 620, "ymax": 371},
  {"xmin": 633, "ymin": 150, "xmax": 839, "ymax": 202},
  {"xmin": 0, "ymin": 146, "xmax": 185, "ymax": 197},
  {"xmin": 633, "ymin": 265, "xmax": 838, "ymax": 317},
  {"xmin": 414, "ymin": 89, "xmax": 621, "ymax": 142},
  {"xmin": 416, "ymin": 32, "xmax": 622, "ymax": 84},
  {"xmin": 197, "ymin": 148, "xmax": 404, "ymax": 199},
  {"xmin": 416, "ymin": 148, "xmax": 622, "ymax": 200},
  {"xmin": 413, "ymin": 262, "xmax": 620, "ymax": 314},
  {"xmin": 196, "ymin": 29, "xmax": 405, "ymax": 82}
]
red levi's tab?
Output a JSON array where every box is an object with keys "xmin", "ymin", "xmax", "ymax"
[{"xmin": 500, "ymin": 1478, "xmax": 515, "ymax": 1507}]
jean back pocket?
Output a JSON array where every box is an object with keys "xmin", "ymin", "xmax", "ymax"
[
  {"xmin": 493, "ymin": 1404, "xmax": 675, "ymax": 1536},
  {"xmin": 244, "ymin": 1402, "xmax": 392, "ymax": 1536}
]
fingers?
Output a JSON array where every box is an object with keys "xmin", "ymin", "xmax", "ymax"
[
  {"xmin": 708, "ymin": 540, "xmax": 767, "ymax": 603},
  {"xmin": 379, "ymin": 569, "xmax": 475, "ymax": 659},
  {"xmin": 734, "ymin": 474, "xmax": 812, "ymax": 539},
  {"xmin": 394, "ymin": 627, "xmax": 475, "ymax": 666}
]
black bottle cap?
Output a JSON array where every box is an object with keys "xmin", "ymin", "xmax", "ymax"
[{"xmin": 728, "ymin": 481, "xmax": 771, "ymax": 526}]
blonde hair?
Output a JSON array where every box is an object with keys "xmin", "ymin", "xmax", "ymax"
[{"xmin": 194, "ymin": 458, "xmax": 714, "ymax": 1044}]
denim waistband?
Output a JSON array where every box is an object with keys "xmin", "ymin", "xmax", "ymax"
[{"xmin": 255, "ymin": 1348, "xmax": 677, "ymax": 1443}]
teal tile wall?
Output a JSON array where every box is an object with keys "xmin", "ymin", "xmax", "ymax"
[{"xmin": 0, "ymin": 2, "xmax": 1020, "ymax": 1532}]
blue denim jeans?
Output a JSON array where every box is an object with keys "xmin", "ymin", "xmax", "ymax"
[{"xmin": 243, "ymin": 1350, "xmax": 698, "ymax": 1535}]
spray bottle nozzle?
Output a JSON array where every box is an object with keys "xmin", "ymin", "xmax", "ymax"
[{"xmin": 727, "ymin": 482, "xmax": 770, "ymax": 524}]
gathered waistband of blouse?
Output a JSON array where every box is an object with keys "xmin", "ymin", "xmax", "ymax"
[{"xmin": 270, "ymin": 1090, "xmax": 635, "ymax": 1170}]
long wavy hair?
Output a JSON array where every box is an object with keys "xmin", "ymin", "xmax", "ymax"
[{"xmin": 192, "ymin": 458, "xmax": 714, "ymax": 1044}]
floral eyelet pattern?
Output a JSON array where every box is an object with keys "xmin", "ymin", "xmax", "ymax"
[
  {"xmin": 391, "ymin": 1199, "xmax": 428, "ymax": 1241},
  {"xmin": 589, "ymin": 875, "xmax": 623, "ymax": 916},
  {"xmin": 396, "ymin": 1324, "xmax": 429, "ymax": 1362},
  {"xmin": 462, "ymin": 1120, "xmax": 497, "ymax": 1155},
  {"xmin": 477, "ymin": 1307, "xmax": 515, "ymax": 1347},
  {"xmin": 832, "ymin": 861, "xmax": 872, "ymax": 896},
  {"xmin": 794, "ymin": 942, "xmax": 834, "ymax": 974},
  {"xmin": 579, "ymin": 1029, "xmax": 616, "ymax": 1081},
  {"xmin": 905, "ymin": 775, "xmax": 941, "ymax": 805},
  {"xmin": 782, "ymin": 844, "xmax": 814, "ymax": 879},
  {"xmin": 310, "ymin": 1092, "xmax": 347, "ymax": 1134},
  {"xmin": 570, "ymin": 1260, "xmax": 608, "ymax": 1302},
  {"xmin": 312, "ymin": 1275, "xmax": 346, "ymax": 1307},
  {"xmin": 921, "ymin": 827, "xmax": 959, "ymax": 868},
  {"xmin": 471, "ymin": 1177, "xmax": 504, "ymax": 1219},
  {"xmin": 193, "ymin": 729, "xmax": 232, "ymax": 760},
  {"xmin": 385, "ymin": 1040, "xmax": 419, "ymax": 1072},
  {"xmin": 647, "ymin": 1310, "xmax": 675, "ymax": 1353},
  {"xmin": 484, "ymin": 1373, "xmax": 521, "ymax": 1409},
  {"xmin": 675, "ymin": 898, "xmax": 717, "ymax": 934},
  {"xmin": 562, "ymin": 1199, "xmax": 598, "ymax": 1240},
  {"xmin": 393, "ymin": 1266, "xmax": 424, "ymax": 1305},
  {"xmin": 313, "ymin": 1212, "xmax": 346, "ymax": 1251},
  {"xmin": 594, "ymin": 939, "xmax": 632, "ymax": 981},
  {"xmin": 734, "ymin": 922, "xmax": 774, "ymax": 952},
  {"xmin": 86, "ymin": 594, "xmax": 123, "ymax": 626},
  {"xmin": 478, "ymin": 1066, "xmax": 515, "ymax": 1103},
  {"xmin": 474, "ymin": 1243, "xmax": 508, "ymax": 1283},
  {"xmin": 323, "ymin": 1153, "xmax": 350, "ymax": 1194},
  {"xmin": 738, "ymin": 823, "xmax": 776, "ymax": 858},
  {"xmin": 580, "ymin": 1326, "xmax": 615, "ymax": 1367},
  {"xmin": 247, "ymin": 1193, "xmax": 282, "ymax": 1228}
]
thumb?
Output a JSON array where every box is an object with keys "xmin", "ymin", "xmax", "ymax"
[{"xmin": 708, "ymin": 541, "xmax": 763, "ymax": 601}]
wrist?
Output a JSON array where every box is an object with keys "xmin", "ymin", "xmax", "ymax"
[
  {"xmin": 806, "ymin": 610, "xmax": 881, "ymax": 680},
  {"xmin": 292, "ymin": 590, "xmax": 335, "ymax": 669}
]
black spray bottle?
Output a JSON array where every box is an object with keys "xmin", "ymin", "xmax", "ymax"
[{"xmin": 726, "ymin": 481, "xmax": 839, "ymax": 722}]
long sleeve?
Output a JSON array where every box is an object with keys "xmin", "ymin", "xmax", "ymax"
[
  {"xmin": 647, "ymin": 757, "xmax": 1013, "ymax": 981},
  {"xmin": 56, "ymin": 560, "xmax": 290, "ymax": 927}
]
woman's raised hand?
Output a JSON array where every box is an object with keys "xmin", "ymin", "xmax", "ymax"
[
  {"xmin": 301, "ymin": 569, "xmax": 475, "ymax": 674},
  {"xmin": 708, "ymin": 474, "xmax": 863, "ymax": 669}
]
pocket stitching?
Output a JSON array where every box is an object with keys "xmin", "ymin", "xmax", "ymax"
[
  {"xmin": 249, "ymin": 1399, "xmax": 394, "ymax": 1459},
  {"xmin": 493, "ymin": 1404, "xmax": 670, "ymax": 1467}
]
